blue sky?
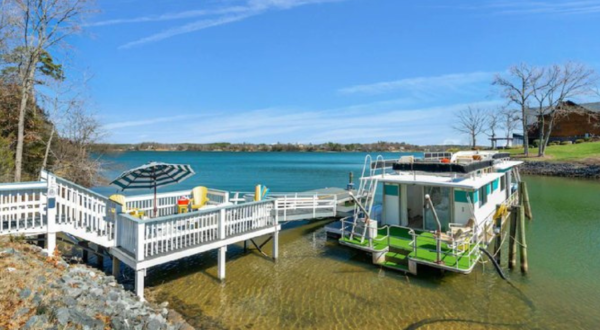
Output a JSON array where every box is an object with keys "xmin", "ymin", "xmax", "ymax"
[{"xmin": 69, "ymin": 0, "xmax": 600, "ymax": 145}]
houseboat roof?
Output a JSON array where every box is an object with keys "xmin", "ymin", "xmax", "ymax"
[
  {"xmin": 494, "ymin": 160, "xmax": 523, "ymax": 172},
  {"xmin": 369, "ymin": 172, "xmax": 505, "ymax": 190}
]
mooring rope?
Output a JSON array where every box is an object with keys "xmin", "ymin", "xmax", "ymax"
[{"xmin": 403, "ymin": 249, "xmax": 536, "ymax": 330}]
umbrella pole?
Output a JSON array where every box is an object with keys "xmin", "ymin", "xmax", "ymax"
[{"xmin": 154, "ymin": 183, "xmax": 158, "ymax": 217}]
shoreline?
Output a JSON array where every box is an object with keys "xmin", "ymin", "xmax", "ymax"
[
  {"xmin": 520, "ymin": 160, "xmax": 600, "ymax": 179},
  {"xmin": 0, "ymin": 238, "xmax": 194, "ymax": 330}
]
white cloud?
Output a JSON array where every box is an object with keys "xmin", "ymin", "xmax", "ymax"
[
  {"xmin": 453, "ymin": 1, "xmax": 600, "ymax": 15},
  {"xmin": 103, "ymin": 114, "xmax": 205, "ymax": 130},
  {"xmin": 338, "ymin": 71, "xmax": 497, "ymax": 96},
  {"xmin": 89, "ymin": 0, "xmax": 345, "ymax": 48},
  {"xmin": 106, "ymin": 99, "xmax": 504, "ymax": 145}
]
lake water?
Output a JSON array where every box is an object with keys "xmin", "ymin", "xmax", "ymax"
[{"xmin": 96, "ymin": 152, "xmax": 600, "ymax": 329}]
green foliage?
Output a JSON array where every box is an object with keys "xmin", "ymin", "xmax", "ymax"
[
  {"xmin": 0, "ymin": 136, "xmax": 14, "ymax": 181},
  {"xmin": 561, "ymin": 141, "xmax": 572, "ymax": 145},
  {"xmin": 532, "ymin": 139, "xmax": 540, "ymax": 147},
  {"xmin": 549, "ymin": 141, "xmax": 559, "ymax": 146},
  {"xmin": 446, "ymin": 147, "xmax": 460, "ymax": 153},
  {"xmin": 575, "ymin": 139, "xmax": 585, "ymax": 144}
]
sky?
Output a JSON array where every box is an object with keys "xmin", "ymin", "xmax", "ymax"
[{"xmin": 67, "ymin": 0, "xmax": 600, "ymax": 145}]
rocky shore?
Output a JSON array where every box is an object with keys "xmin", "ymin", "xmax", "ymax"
[
  {"xmin": 520, "ymin": 161, "xmax": 600, "ymax": 179},
  {"xmin": 0, "ymin": 239, "xmax": 194, "ymax": 330}
]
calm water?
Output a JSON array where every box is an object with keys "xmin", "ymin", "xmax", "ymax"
[{"xmin": 96, "ymin": 152, "xmax": 600, "ymax": 330}]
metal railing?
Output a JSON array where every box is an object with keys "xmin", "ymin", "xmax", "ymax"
[{"xmin": 273, "ymin": 193, "xmax": 337, "ymax": 221}]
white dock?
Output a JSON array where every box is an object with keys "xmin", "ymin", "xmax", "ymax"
[{"xmin": 0, "ymin": 172, "xmax": 351, "ymax": 299}]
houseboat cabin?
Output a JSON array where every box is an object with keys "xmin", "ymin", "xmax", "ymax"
[{"xmin": 329, "ymin": 151, "xmax": 523, "ymax": 275}]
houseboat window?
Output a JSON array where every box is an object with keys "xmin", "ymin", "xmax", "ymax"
[
  {"xmin": 479, "ymin": 185, "xmax": 488, "ymax": 207},
  {"xmin": 501, "ymin": 175, "xmax": 506, "ymax": 191}
]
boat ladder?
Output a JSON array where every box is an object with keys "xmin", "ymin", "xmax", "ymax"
[{"xmin": 349, "ymin": 155, "xmax": 383, "ymax": 243}]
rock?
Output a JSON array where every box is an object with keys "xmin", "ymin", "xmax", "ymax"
[
  {"xmin": 146, "ymin": 318, "xmax": 165, "ymax": 330},
  {"xmin": 62, "ymin": 296, "xmax": 77, "ymax": 307},
  {"xmin": 14, "ymin": 307, "xmax": 30, "ymax": 318},
  {"xmin": 90, "ymin": 288, "xmax": 103, "ymax": 297},
  {"xmin": 19, "ymin": 288, "xmax": 32, "ymax": 299},
  {"xmin": 1, "ymin": 248, "xmax": 15, "ymax": 255},
  {"xmin": 109, "ymin": 281, "xmax": 118, "ymax": 287},
  {"xmin": 161, "ymin": 308, "xmax": 168, "ymax": 317},
  {"xmin": 55, "ymin": 307, "xmax": 70, "ymax": 325},
  {"xmin": 69, "ymin": 309, "xmax": 97, "ymax": 328},
  {"xmin": 6, "ymin": 267, "xmax": 16, "ymax": 272},
  {"xmin": 159, "ymin": 302, "xmax": 169, "ymax": 308},
  {"xmin": 67, "ymin": 287, "xmax": 83, "ymax": 299},
  {"xmin": 89, "ymin": 271, "xmax": 96, "ymax": 278},
  {"xmin": 166, "ymin": 310, "xmax": 185, "ymax": 325},
  {"xmin": 109, "ymin": 290, "xmax": 120, "ymax": 302},
  {"xmin": 23, "ymin": 315, "xmax": 48, "ymax": 329}
]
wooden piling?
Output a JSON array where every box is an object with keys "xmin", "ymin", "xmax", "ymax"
[
  {"xmin": 493, "ymin": 205, "xmax": 502, "ymax": 265},
  {"xmin": 520, "ymin": 182, "xmax": 533, "ymax": 220},
  {"xmin": 80, "ymin": 241, "xmax": 89, "ymax": 263},
  {"xmin": 517, "ymin": 205, "xmax": 529, "ymax": 273},
  {"xmin": 508, "ymin": 208, "xmax": 518, "ymax": 269}
]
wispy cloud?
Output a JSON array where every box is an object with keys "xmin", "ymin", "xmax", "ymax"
[
  {"xmin": 90, "ymin": 0, "xmax": 344, "ymax": 49},
  {"xmin": 452, "ymin": 1, "xmax": 600, "ymax": 16},
  {"xmin": 338, "ymin": 71, "xmax": 497, "ymax": 97},
  {"xmin": 106, "ymin": 99, "xmax": 504, "ymax": 145},
  {"xmin": 103, "ymin": 114, "xmax": 205, "ymax": 130}
]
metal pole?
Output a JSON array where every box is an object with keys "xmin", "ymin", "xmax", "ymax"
[{"xmin": 425, "ymin": 194, "xmax": 442, "ymax": 264}]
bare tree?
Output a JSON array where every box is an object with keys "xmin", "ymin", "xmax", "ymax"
[
  {"xmin": 453, "ymin": 106, "xmax": 487, "ymax": 149},
  {"xmin": 51, "ymin": 103, "xmax": 105, "ymax": 187},
  {"xmin": 532, "ymin": 62, "xmax": 598, "ymax": 156},
  {"xmin": 493, "ymin": 64, "xmax": 544, "ymax": 156},
  {"xmin": 500, "ymin": 108, "xmax": 520, "ymax": 148},
  {"xmin": 4, "ymin": 0, "xmax": 92, "ymax": 182},
  {"xmin": 485, "ymin": 109, "xmax": 501, "ymax": 149}
]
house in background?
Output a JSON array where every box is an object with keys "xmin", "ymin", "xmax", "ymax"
[
  {"xmin": 489, "ymin": 133, "xmax": 523, "ymax": 149},
  {"xmin": 528, "ymin": 101, "xmax": 600, "ymax": 143}
]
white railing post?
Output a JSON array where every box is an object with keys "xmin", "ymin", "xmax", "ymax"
[
  {"xmin": 136, "ymin": 221, "xmax": 145, "ymax": 261},
  {"xmin": 46, "ymin": 173, "xmax": 57, "ymax": 256},
  {"xmin": 219, "ymin": 208, "xmax": 226, "ymax": 240}
]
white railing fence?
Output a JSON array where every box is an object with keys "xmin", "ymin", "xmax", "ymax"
[
  {"xmin": 273, "ymin": 193, "xmax": 337, "ymax": 221},
  {"xmin": 125, "ymin": 188, "xmax": 230, "ymax": 218},
  {"xmin": 45, "ymin": 172, "xmax": 115, "ymax": 244},
  {"xmin": 0, "ymin": 182, "xmax": 47, "ymax": 235},
  {"xmin": 116, "ymin": 200, "xmax": 276, "ymax": 261}
]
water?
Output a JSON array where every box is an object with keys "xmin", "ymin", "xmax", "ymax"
[{"xmin": 96, "ymin": 152, "xmax": 600, "ymax": 329}]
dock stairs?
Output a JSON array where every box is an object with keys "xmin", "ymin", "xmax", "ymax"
[{"xmin": 380, "ymin": 246, "xmax": 410, "ymax": 272}]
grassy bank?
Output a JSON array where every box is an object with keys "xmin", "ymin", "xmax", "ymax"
[{"xmin": 506, "ymin": 141, "xmax": 600, "ymax": 162}]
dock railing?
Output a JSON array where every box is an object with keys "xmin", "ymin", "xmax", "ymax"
[
  {"xmin": 125, "ymin": 188, "xmax": 230, "ymax": 218},
  {"xmin": 116, "ymin": 199, "xmax": 276, "ymax": 261},
  {"xmin": 272, "ymin": 193, "xmax": 337, "ymax": 221},
  {"xmin": 0, "ymin": 181, "xmax": 47, "ymax": 235}
]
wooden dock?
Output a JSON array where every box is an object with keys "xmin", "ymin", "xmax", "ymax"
[{"xmin": 0, "ymin": 172, "xmax": 352, "ymax": 299}]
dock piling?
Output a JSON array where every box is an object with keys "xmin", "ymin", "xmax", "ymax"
[
  {"xmin": 273, "ymin": 232, "xmax": 279, "ymax": 260},
  {"xmin": 508, "ymin": 208, "xmax": 518, "ymax": 270},
  {"xmin": 517, "ymin": 205, "xmax": 529, "ymax": 273},
  {"xmin": 135, "ymin": 269, "xmax": 145, "ymax": 300},
  {"xmin": 218, "ymin": 246, "xmax": 227, "ymax": 280},
  {"xmin": 493, "ymin": 205, "xmax": 502, "ymax": 265},
  {"xmin": 519, "ymin": 182, "xmax": 533, "ymax": 220},
  {"xmin": 112, "ymin": 256, "xmax": 120, "ymax": 278}
]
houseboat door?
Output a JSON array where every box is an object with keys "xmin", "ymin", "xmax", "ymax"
[
  {"xmin": 383, "ymin": 184, "xmax": 400, "ymax": 226},
  {"xmin": 424, "ymin": 186, "xmax": 451, "ymax": 232}
]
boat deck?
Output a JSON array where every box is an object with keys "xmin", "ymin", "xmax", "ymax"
[{"xmin": 338, "ymin": 226, "xmax": 481, "ymax": 273}]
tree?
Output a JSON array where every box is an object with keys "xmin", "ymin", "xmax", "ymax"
[
  {"xmin": 453, "ymin": 106, "xmax": 486, "ymax": 149},
  {"xmin": 493, "ymin": 64, "xmax": 544, "ymax": 156},
  {"xmin": 2, "ymin": 0, "xmax": 92, "ymax": 182},
  {"xmin": 485, "ymin": 109, "xmax": 501, "ymax": 149},
  {"xmin": 51, "ymin": 103, "xmax": 105, "ymax": 187},
  {"xmin": 531, "ymin": 62, "xmax": 598, "ymax": 156},
  {"xmin": 500, "ymin": 108, "xmax": 520, "ymax": 148}
]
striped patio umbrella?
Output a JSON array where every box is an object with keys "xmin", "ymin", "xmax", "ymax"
[{"xmin": 110, "ymin": 162, "xmax": 195, "ymax": 217}]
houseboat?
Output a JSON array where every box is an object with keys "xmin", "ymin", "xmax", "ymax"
[{"xmin": 325, "ymin": 151, "xmax": 524, "ymax": 275}]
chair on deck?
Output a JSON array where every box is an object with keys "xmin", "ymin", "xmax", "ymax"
[
  {"xmin": 109, "ymin": 194, "xmax": 144, "ymax": 219},
  {"xmin": 445, "ymin": 218, "xmax": 476, "ymax": 252},
  {"xmin": 191, "ymin": 186, "xmax": 210, "ymax": 210}
]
